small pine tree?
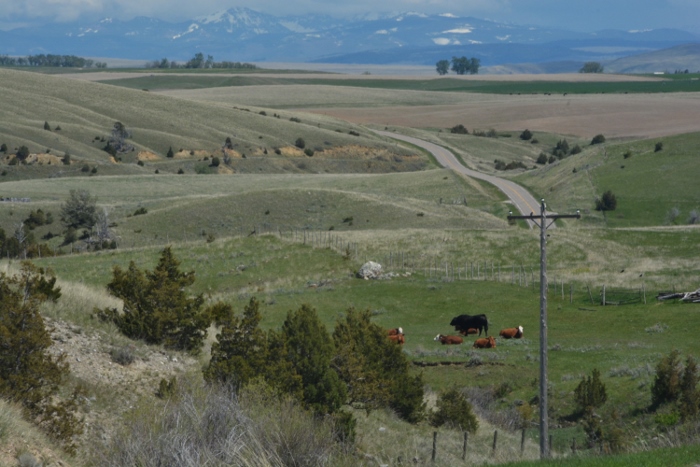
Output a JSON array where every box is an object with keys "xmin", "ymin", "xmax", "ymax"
[
  {"xmin": 204, "ymin": 298, "xmax": 268, "ymax": 388},
  {"xmin": 574, "ymin": 368, "xmax": 607, "ymax": 412},
  {"xmin": 0, "ymin": 143, "xmax": 7, "ymax": 153},
  {"xmin": 295, "ymin": 138, "xmax": 306, "ymax": 149},
  {"xmin": 279, "ymin": 304, "xmax": 346, "ymax": 415},
  {"xmin": 16, "ymin": 145, "xmax": 30, "ymax": 161},
  {"xmin": 96, "ymin": 247, "xmax": 216, "ymax": 353},
  {"xmin": 430, "ymin": 389, "xmax": 478, "ymax": 433},
  {"xmin": 595, "ymin": 190, "xmax": 617, "ymax": 212},
  {"xmin": 0, "ymin": 263, "xmax": 82, "ymax": 452},
  {"xmin": 43, "ymin": 121, "xmax": 51, "ymax": 130},
  {"xmin": 167, "ymin": 146, "xmax": 174, "ymax": 158},
  {"xmin": 679, "ymin": 355, "xmax": 700, "ymax": 421},
  {"xmin": 651, "ymin": 349, "xmax": 683, "ymax": 410},
  {"xmin": 520, "ymin": 129, "xmax": 533, "ymax": 140}
]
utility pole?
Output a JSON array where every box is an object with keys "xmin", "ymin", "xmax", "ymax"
[{"xmin": 508, "ymin": 200, "xmax": 580, "ymax": 459}]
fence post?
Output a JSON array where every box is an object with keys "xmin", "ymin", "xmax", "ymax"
[
  {"xmin": 572, "ymin": 437, "xmax": 577, "ymax": 453},
  {"xmin": 492, "ymin": 430, "xmax": 498, "ymax": 455},
  {"xmin": 549, "ymin": 434, "xmax": 553, "ymax": 454},
  {"xmin": 521, "ymin": 428, "xmax": 526, "ymax": 455},
  {"xmin": 603, "ymin": 285, "xmax": 606, "ymax": 306},
  {"xmin": 432, "ymin": 431, "xmax": 437, "ymax": 462},
  {"xmin": 462, "ymin": 431, "xmax": 468, "ymax": 460}
]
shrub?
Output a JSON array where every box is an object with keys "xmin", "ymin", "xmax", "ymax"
[
  {"xmin": 210, "ymin": 156, "xmax": 220, "ymax": 167},
  {"xmin": 450, "ymin": 124, "xmax": 468, "ymax": 134},
  {"xmin": 591, "ymin": 134, "xmax": 606, "ymax": 145},
  {"xmin": 519, "ymin": 129, "xmax": 533, "ymax": 140},
  {"xmin": 295, "ymin": 138, "xmax": 306, "ymax": 149},
  {"xmin": 110, "ymin": 345, "xmax": 136, "ymax": 366},
  {"xmin": 651, "ymin": 349, "xmax": 682, "ymax": 409},
  {"xmin": 570, "ymin": 144, "xmax": 582, "ymax": 155},
  {"xmin": 81, "ymin": 164, "xmax": 90, "ymax": 172},
  {"xmin": 0, "ymin": 143, "xmax": 7, "ymax": 153},
  {"xmin": 536, "ymin": 153, "xmax": 548, "ymax": 164},
  {"xmin": 177, "ymin": 168, "xmax": 184, "ymax": 174},
  {"xmin": 16, "ymin": 146, "xmax": 30, "ymax": 161},
  {"xmin": 595, "ymin": 190, "xmax": 617, "ymax": 212},
  {"xmin": 655, "ymin": 142, "xmax": 664, "ymax": 152},
  {"xmin": 43, "ymin": 121, "xmax": 51, "ymax": 131},
  {"xmin": 95, "ymin": 247, "xmax": 220, "ymax": 353},
  {"xmin": 290, "ymin": 117, "xmax": 301, "ymax": 123},
  {"xmin": 136, "ymin": 160, "xmax": 144, "ymax": 166},
  {"xmin": 430, "ymin": 389, "xmax": 478, "ymax": 433},
  {"xmin": 574, "ymin": 368, "xmax": 607, "ymax": 412},
  {"xmin": 304, "ymin": 148, "xmax": 314, "ymax": 157},
  {"xmin": 133, "ymin": 207, "xmax": 147, "ymax": 216}
]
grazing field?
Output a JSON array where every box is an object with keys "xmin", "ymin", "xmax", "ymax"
[{"xmin": 2, "ymin": 68, "xmax": 700, "ymax": 466}]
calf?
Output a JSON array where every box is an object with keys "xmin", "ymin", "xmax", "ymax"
[
  {"xmin": 473, "ymin": 336, "xmax": 497, "ymax": 349},
  {"xmin": 499, "ymin": 326, "xmax": 523, "ymax": 339},
  {"xmin": 433, "ymin": 334, "xmax": 463, "ymax": 345},
  {"xmin": 458, "ymin": 328, "xmax": 478, "ymax": 336},
  {"xmin": 387, "ymin": 327, "xmax": 403, "ymax": 336}
]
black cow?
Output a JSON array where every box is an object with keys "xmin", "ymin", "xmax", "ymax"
[{"xmin": 450, "ymin": 314, "xmax": 488, "ymax": 336}]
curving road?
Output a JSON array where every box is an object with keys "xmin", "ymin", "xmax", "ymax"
[{"xmin": 374, "ymin": 130, "xmax": 542, "ymax": 228}]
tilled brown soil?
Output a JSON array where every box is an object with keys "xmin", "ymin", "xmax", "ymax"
[{"xmin": 305, "ymin": 92, "xmax": 700, "ymax": 139}]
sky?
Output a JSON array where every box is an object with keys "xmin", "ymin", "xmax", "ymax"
[{"xmin": 1, "ymin": 0, "xmax": 699, "ymax": 34}]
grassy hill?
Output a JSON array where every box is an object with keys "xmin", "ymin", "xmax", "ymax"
[
  {"xmin": 0, "ymin": 68, "xmax": 423, "ymax": 180},
  {"xmin": 604, "ymin": 43, "xmax": 700, "ymax": 74},
  {"xmin": 2, "ymin": 68, "xmax": 700, "ymax": 466}
]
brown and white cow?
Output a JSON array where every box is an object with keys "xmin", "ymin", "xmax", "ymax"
[
  {"xmin": 388, "ymin": 333, "xmax": 405, "ymax": 345},
  {"xmin": 473, "ymin": 336, "xmax": 497, "ymax": 349},
  {"xmin": 458, "ymin": 328, "xmax": 479, "ymax": 336},
  {"xmin": 499, "ymin": 326, "xmax": 524, "ymax": 339},
  {"xmin": 387, "ymin": 327, "xmax": 403, "ymax": 336},
  {"xmin": 434, "ymin": 334, "xmax": 464, "ymax": 345}
]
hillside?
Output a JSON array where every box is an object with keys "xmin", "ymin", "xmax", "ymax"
[
  {"xmin": 604, "ymin": 43, "xmax": 700, "ymax": 74},
  {"xmin": 0, "ymin": 68, "xmax": 424, "ymax": 181}
]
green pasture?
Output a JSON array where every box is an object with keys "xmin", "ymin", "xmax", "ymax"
[
  {"xmin": 23, "ymin": 231, "xmax": 700, "ymax": 454},
  {"xmin": 100, "ymin": 75, "xmax": 700, "ymax": 95},
  {"xmin": 503, "ymin": 442, "xmax": 700, "ymax": 466}
]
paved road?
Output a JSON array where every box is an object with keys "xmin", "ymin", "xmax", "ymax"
[{"xmin": 374, "ymin": 130, "xmax": 543, "ymax": 228}]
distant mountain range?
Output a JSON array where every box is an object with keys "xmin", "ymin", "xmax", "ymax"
[{"xmin": 2, "ymin": 7, "xmax": 699, "ymax": 72}]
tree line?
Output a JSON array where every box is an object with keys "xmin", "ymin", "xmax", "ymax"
[
  {"xmin": 0, "ymin": 54, "xmax": 107, "ymax": 68},
  {"xmin": 436, "ymin": 56, "xmax": 481, "ymax": 75},
  {"xmin": 146, "ymin": 53, "xmax": 258, "ymax": 70}
]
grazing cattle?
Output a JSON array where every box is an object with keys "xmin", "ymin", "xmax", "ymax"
[
  {"xmin": 387, "ymin": 327, "xmax": 403, "ymax": 336},
  {"xmin": 458, "ymin": 328, "xmax": 478, "ymax": 336},
  {"xmin": 450, "ymin": 314, "xmax": 488, "ymax": 336},
  {"xmin": 473, "ymin": 336, "xmax": 497, "ymax": 349},
  {"xmin": 499, "ymin": 326, "xmax": 524, "ymax": 339},
  {"xmin": 434, "ymin": 334, "xmax": 463, "ymax": 345},
  {"xmin": 388, "ymin": 333, "xmax": 405, "ymax": 345}
]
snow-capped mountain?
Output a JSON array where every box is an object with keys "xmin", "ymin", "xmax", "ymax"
[{"xmin": 1, "ymin": 7, "xmax": 697, "ymax": 67}]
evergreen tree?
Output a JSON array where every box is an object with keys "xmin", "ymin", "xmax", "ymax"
[
  {"xmin": 574, "ymin": 368, "xmax": 607, "ymax": 412},
  {"xmin": 430, "ymin": 388, "xmax": 478, "ymax": 433},
  {"xmin": 60, "ymin": 189, "xmax": 98, "ymax": 230},
  {"xmin": 204, "ymin": 297, "xmax": 268, "ymax": 387},
  {"xmin": 651, "ymin": 349, "xmax": 682, "ymax": 409},
  {"xmin": 679, "ymin": 355, "xmax": 700, "ymax": 421},
  {"xmin": 279, "ymin": 304, "xmax": 346, "ymax": 415},
  {"xmin": 97, "ymin": 247, "xmax": 214, "ymax": 353},
  {"xmin": 0, "ymin": 262, "xmax": 82, "ymax": 452}
]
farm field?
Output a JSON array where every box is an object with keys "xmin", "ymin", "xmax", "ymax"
[{"xmin": 1, "ymin": 67, "xmax": 700, "ymax": 466}]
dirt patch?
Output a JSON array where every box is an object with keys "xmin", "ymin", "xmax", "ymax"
[
  {"xmin": 137, "ymin": 150, "xmax": 160, "ymax": 161},
  {"xmin": 305, "ymin": 92, "xmax": 700, "ymax": 139}
]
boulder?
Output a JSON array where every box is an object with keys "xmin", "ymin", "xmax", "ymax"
[{"xmin": 357, "ymin": 261, "xmax": 382, "ymax": 280}]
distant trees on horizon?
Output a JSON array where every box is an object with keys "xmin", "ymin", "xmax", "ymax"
[
  {"xmin": 436, "ymin": 56, "xmax": 481, "ymax": 75},
  {"xmin": 146, "ymin": 53, "xmax": 258, "ymax": 70},
  {"xmin": 0, "ymin": 54, "xmax": 107, "ymax": 68}
]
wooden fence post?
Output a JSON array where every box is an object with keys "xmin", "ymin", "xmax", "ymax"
[
  {"xmin": 521, "ymin": 428, "xmax": 526, "ymax": 455},
  {"xmin": 462, "ymin": 431, "xmax": 468, "ymax": 460},
  {"xmin": 432, "ymin": 431, "xmax": 437, "ymax": 462},
  {"xmin": 492, "ymin": 430, "xmax": 498, "ymax": 455}
]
